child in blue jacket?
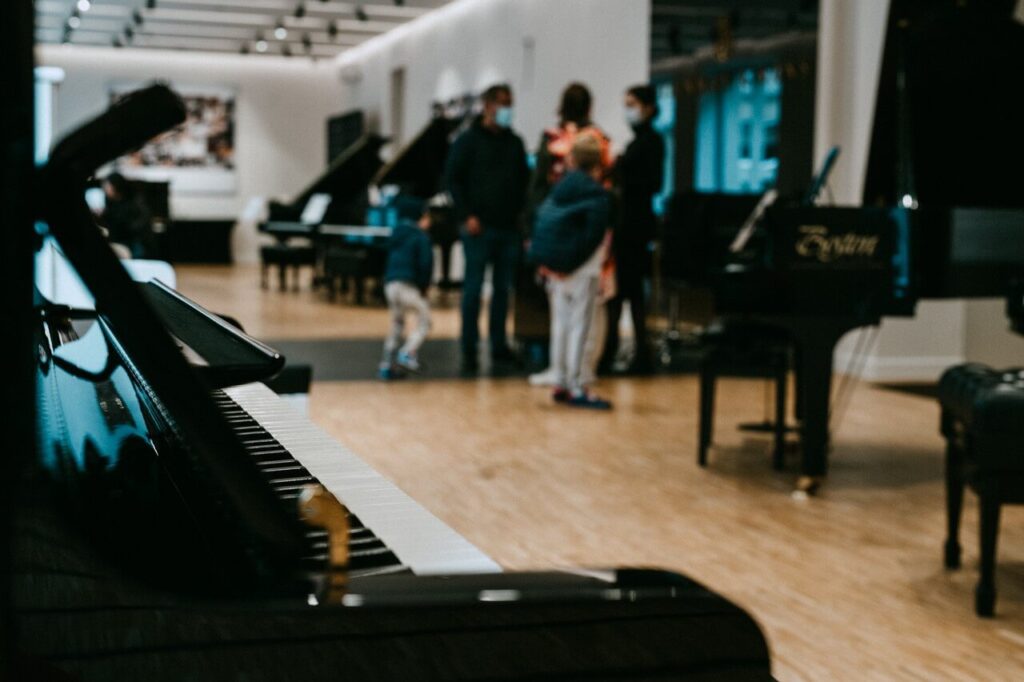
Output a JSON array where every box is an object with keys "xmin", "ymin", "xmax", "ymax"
[
  {"xmin": 380, "ymin": 197, "xmax": 434, "ymax": 380},
  {"xmin": 528, "ymin": 135, "xmax": 613, "ymax": 409}
]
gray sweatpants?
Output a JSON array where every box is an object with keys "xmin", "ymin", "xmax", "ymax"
[
  {"xmin": 549, "ymin": 269, "xmax": 604, "ymax": 393},
  {"xmin": 382, "ymin": 281, "xmax": 431, "ymax": 364}
]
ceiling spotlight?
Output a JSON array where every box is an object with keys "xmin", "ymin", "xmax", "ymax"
[
  {"xmin": 256, "ymin": 39, "xmax": 268, "ymax": 52},
  {"xmin": 274, "ymin": 19, "xmax": 288, "ymax": 39},
  {"xmin": 132, "ymin": 9, "xmax": 143, "ymax": 25},
  {"xmin": 77, "ymin": 0, "xmax": 91, "ymax": 12},
  {"xmin": 240, "ymin": 43, "xmax": 250, "ymax": 54},
  {"xmin": 302, "ymin": 32, "xmax": 312, "ymax": 52},
  {"xmin": 124, "ymin": 25, "xmax": 134, "ymax": 42},
  {"xmin": 394, "ymin": 0, "xmax": 405, "ymax": 5},
  {"xmin": 327, "ymin": 19, "xmax": 338, "ymax": 38},
  {"xmin": 146, "ymin": 0, "xmax": 157, "ymax": 8},
  {"xmin": 295, "ymin": 2, "xmax": 306, "ymax": 19},
  {"xmin": 67, "ymin": 15, "xmax": 82, "ymax": 29},
  {"xmin": 355, "ymin": 5, "xmax": 368, "ymax": 21},
  {"xmin": 112, "ymin": 37, "xmax": 124, "ymax": 48},
  {"xmin": 282, "ymin": 44, "xmax": 293, "ymax": 57}
]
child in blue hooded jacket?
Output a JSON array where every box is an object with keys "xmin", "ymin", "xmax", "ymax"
[
  {"xmin": 379, "ymin": 197, "xmax": 434, "ymax": 380},
  {"xmin": 528, "ymin": 135, "xmax": 613, "ymax": 409}
]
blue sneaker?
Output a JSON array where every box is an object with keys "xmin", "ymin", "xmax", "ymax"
[
  {"xmin": 567, "ymin": 390, "xmax": 612, "ymax": 410},
  {"xmin": 396, "ymin": 351, "xmax": 421, "ymax": 373}
]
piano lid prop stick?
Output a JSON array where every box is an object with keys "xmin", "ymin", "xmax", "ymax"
[{"xmin": 298, "ymin": 485, "xmax": 350, "ymax": 603}]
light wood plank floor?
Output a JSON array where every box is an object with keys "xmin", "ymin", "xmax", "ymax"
[{"xmin": 180, "ymin": 264, "xmax": 1024, "ymax": 682}]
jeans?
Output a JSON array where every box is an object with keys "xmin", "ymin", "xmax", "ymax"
[{"xmin": 460, "ymin": 227, "xmax": 519, "ymax": 356}]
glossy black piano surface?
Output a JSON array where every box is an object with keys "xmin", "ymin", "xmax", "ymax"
[{"xmin": 23, "ymin": 282, "xmax": 775, "ymax": 682}]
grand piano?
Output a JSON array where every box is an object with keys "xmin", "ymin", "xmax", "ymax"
[
  {"xmin": 678, "ymin": 0, "xmax": 1024, "ymax": 491},
  {"xmin": 260, "ymin": 116, "xmax": 460, "ymax": 300},
  {"xmin": 8, "ymin": 85, "xmax": 774, "ymax": 679}
]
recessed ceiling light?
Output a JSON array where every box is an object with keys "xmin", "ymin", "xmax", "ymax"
[
  {"xmin": 77, "ymin": 0, "xmax": 91, "ymax": 12},
  {"xmin": 67, "ymin": 15, "xmax": 81, "ymax": 29},
  {"xmin": 256, "ymin": 39, "xmax": 268, "ymax": 52},
  {"xmin": 274, "ymin": 20, "xmax": 288, "ymax": 40}
]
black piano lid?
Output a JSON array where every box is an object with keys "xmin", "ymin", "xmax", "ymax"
[
  {"xmin": 272, "ymin": 132, "xmax": 387, "ymax": 221},
  {"xmin": 863, "ymin": 0, "xmax": 1024, "ymax": 210},
  {"xmin": 371, "ymin": 117, "xmax": 459, "ymax": 198}
]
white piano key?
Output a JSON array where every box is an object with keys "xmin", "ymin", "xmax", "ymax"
[{"xmin": 225, "ymin": 382, "xmax": 501, "ymax": 576}]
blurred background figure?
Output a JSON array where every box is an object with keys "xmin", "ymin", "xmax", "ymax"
[
  {"xmin": 99, "ymin": 172, "xmax": 155, "ymax": 259},
  {"xmin": 445, "ymin": 83, "xmax": 529, "ymax": 372},
  {"xmin": 527, "ymin": 82, "xmax": 613, "ymax": 222},
  {"xmin": 526, "ymin": 82, "xmax": 614, "ymax": 386},
  {"xmin": 599, "ymin": 84, "xmax": 664, "ymax": 375}
]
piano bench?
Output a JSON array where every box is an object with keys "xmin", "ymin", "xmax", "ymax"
[
  {"xmin": 260, "ymin": 244, "xmax": 315, "ymax": 292},
  {"xmin": 939, "ymin": 363, "xmax": 1024, "ymax": 617},
  {"xmin": 323, "ymin": 247, "xmax": 384, "ymax": 305},
  {"xmin": 698, "ymin": 322, "xmax": 793, "ymax": 471}
]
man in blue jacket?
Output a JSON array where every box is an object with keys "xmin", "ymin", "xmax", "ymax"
[
  {"xmin": 445, "ymin": 83, "xmax": 529, "ymax": 371},
  {"xmin": 379, "ymin": 196, "xmax": 434, "ymax": 380},
  {"xmin": 528, "ymin": 135, "xmax": 613, "ymax": 409}
]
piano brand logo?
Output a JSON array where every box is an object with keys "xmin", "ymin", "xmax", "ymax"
[{"xmin": 795, "ymin": 225, "xmax": 880, "ymax": 263}]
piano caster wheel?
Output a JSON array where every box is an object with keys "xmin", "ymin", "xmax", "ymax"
[
  {"xmin": 791, "ymin": 475, "xmax": 822, "ymax": 499},
  {"xmin": 975, "ymin": 583, "xmax": 996, "ymax": 618},
  {"xmin": 944, "ymin": 541, "xmax": 962, "ymax": 570}
]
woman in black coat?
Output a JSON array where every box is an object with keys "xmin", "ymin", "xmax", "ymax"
[{"xmin": 600, "ymin": 84, "xmax": 664, "ymax": 374}]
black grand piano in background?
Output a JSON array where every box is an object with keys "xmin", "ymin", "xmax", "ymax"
[
  {"xmin": 260, "ymin": 117, "xmax": 461, "ymax": 299},
  {"xmin": 266, "ymin": 133, "xmax": 386, "ymax": 228},
  {"xmin": 374, "ymin": 116, "xmax": 465, "ymax": 288},
  {"xmin": 670, "ymin": 0, "xmax": 1024, "ymax": 491}
]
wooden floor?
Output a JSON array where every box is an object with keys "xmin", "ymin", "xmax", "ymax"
[{"xmin": 180, "ymin": 264, "xmax": 1024, "ymax": 682}]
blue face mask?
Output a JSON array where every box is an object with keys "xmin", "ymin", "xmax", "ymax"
[
  {"xmin": 625, "ymin": 106, "xmax": 643, "ymax": 127},
  {"xmin": 495, "ymin": 106, "xmax": 514, "ymax": 129}
]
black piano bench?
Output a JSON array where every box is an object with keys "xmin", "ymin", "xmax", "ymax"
[
  {"xmin": 698, "ymin": 321, "xmax": 793, "ymax": 471},
  {"xmin": 939, "ymin": 363, "xmax": 1024, "ymax": 617},
  {"xmin": 260, "ymin": 244, "xmax": 315, "ymax": 292}
]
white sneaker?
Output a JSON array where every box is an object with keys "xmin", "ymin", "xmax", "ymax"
[{"xmin": 529, "ymin": 367, "xmax": 559, "ymax": 386}]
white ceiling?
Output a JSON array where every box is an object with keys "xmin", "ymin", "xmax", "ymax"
[{"xmin": 36, "ymin": 0, "xmax": 455, "ymax": 59}]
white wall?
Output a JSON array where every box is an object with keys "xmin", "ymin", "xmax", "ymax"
[
  {"xmin": 38, "ymin": 45, "xmax": 344, "ymax": 263},
  {"xmin": 818, "ymin": 0, "xmax": 1022, "ymax": 381},
  {"xmin": 334, "ymin": 0, "xmax": 650, "ymax": 159}
]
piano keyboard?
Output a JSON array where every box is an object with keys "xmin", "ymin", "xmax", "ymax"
[{"xmin": 221, "ymin": 382, "xmax": 501, "ymax": 576}]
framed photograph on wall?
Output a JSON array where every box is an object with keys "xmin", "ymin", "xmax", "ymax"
[{"xmin": 107, "ymin": 84, "xmax": 236, "ymax": 195}]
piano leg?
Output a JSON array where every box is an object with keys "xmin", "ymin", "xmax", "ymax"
[
  {"xmin": 780, "ymin": 316, "xmax": 873, "ymax": 494},
  {"xmin": 792, "ymin": 339, "xmax": 832, "ymax": 494}
]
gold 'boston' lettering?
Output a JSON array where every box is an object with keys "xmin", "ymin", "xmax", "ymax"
[{"xmin": 795, "ymin": 225, "xmax": 879, "ymax": 263}]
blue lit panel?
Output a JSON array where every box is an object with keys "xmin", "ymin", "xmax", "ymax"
[
  {"xmin": 694, "ymin": 67, "xmax": 781, "ymax": 195},
  {"xmin": 652, "ymin": 81, "xmax": 676, "ymax": 216}
]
